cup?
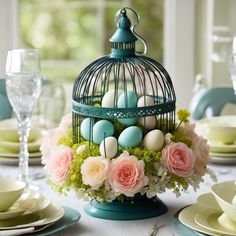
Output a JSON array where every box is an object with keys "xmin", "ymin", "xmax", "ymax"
[{"xmin": 0, "ymin": 178, "xmax": 25, "ymax": 212}]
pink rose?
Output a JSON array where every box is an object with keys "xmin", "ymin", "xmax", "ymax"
[
  {"xmin": 161, "ymin": 142, "xmax": 196, "ymax": 177},
  {"xmin": 47, "ymin": 145, "xmax": 74, "ymax": 182},
  {"xmin": 40, "ymin": 127, "xmax": 66, "ymax": 164},
  {"xmin": 108, "ymin": 151, "xmax": 148, "ymax": 197},
  {"xmin": 81, "ymin": 156, "xmax": 109, "ymax": 190},
  {"xmin": 192, "ymin": 136, "xmax": 210, "ymax": 176},
  {"xmin": 59, "ymin": 113, "xmax": 72, "ymax": 131}
]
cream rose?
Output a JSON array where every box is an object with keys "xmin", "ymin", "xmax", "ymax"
[{"xmin": 81, "ymin": 156, "xmax": 110, "ymax": 190}]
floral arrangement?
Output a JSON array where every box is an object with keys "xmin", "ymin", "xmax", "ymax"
[{"xmin": 40, "ymin": 110, "xmax": 215, "ymax": 203}]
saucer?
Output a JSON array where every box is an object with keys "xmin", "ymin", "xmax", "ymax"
[
  {"xmin": 178, "ymin": 204, "xmax": 219, "ymax": 236},
  {"xmin": 195, "ymin": 212, "xmax": 236, "ymax": 236}
]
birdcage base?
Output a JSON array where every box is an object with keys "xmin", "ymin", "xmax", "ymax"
[{"xmin": 84, "ymin": 194, "xmax": 168, "ymax": 220}]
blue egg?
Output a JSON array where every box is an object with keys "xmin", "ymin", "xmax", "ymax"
[
  {"xmin": 93, "ymin": 120, "xmax": 114, "ymax": 144},
  {"xmin": 80, "ymin": 118, "xmax": 95, "ymax": 141},
  {"xmin": 118, "ymin": 126, "xmax": 142, "ymax": 148},
  {"xmin": 117, "ymin": 91, "xmax": 137, "ymax": 108},
  {"xmin": 117, "ymin": 117, "xmax": 137, "ymax": 126}
]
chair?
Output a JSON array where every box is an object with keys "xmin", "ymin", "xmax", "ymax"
[
  {"xmin": 190, "ymin": 87, "xmax": 236, "ymax": 120},
  {"xmin": 0, "ymin": 79, "xmax": 12, "ymax": 120}
]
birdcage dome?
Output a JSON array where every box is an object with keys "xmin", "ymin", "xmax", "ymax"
[{"xmin": 72, "ymin": 8, "xmax": 176, "ymax": 143}]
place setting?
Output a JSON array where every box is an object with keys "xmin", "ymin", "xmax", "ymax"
[
  {"xmin": 196, "ymin": 115, "xmax": 236, "ymax": 164},
  {"xmin": 0, "ymin": 178, "xmax": 81, "ymax": 236},
  {"xmin": 177, "ymin": 180, "xmax": 236, "ymax": 236}
]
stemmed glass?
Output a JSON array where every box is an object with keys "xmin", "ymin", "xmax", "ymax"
[{"xmin": 5, "ymin": 49, "xmax": 42, "ymax": 186}]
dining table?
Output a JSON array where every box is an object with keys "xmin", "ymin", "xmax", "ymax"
[{"xmin": 0, "ymin": 161, "xmax": 235, "ymax": 236}]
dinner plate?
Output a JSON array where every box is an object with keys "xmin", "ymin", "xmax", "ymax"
[
  {"xmin": 0, "ymin": 202, "xmax": 64, "ymax": 230},
  {"xmin": 0, "ymin": 151, "xmax": 41, "ymax": 158},
  {"xmin": 31, "ymin": 206, "xmax": 81, "ymax": 236},
  {"xmin": 178, "ymin": 204, "xmax": 221, "ymax": 236},
  {"xmin": 209, "ymin": 142, "xmax": 236, "ymax": 153},
  {"xmin": 195, "ymin": 212, "xmax": 236, "ymax": 236}
]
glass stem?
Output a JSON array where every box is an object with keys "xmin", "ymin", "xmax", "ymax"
[{"xmin": 18, "ymin": 119, "xmax": 31, "ymax": 184}]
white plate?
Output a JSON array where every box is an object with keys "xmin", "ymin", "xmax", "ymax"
[
  {"xmin": 178, "ymin": 204, "xmax": 221, "ymax": 236},
  {"xmin": 195, "ymin": 212, "xmax": 236, "ymax": 236},
  {"xmin": 210, "ymin": 142, "xmax": 236, "ymax": 153},
  {"xmin": 0, "ymin": 156, "xmax": 41, "ymax": 165},
  {"xmin": 0, "ymin": 201, "xmax": 64, "ymax": 229},
  {"xmin": 210, "ymin": 155, "xmax": 236, "ymax": 164},
  {"xmin": 0, "ymin": 189, "xmax": 50, "ymax": 220},
  {"xmin": 210, "ymin": 152, "xmax": 236, "ymax": 157}
]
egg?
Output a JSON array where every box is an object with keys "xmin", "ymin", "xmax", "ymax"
[
  {"xmin": 101, "ymin": 89, "xmax": 121, "ymax": 108},
  {"xmin": 76, "ymin": 144, "xmax": 86, "ymax": 154},
  {"xmin": 80, "ymin": 118, "xmax": 95, "ymax": 141},
  {"xmin": 138, "ymin": 116, "xmax": 156, "ymax": 130},
  {"xmin": 118, "ymin": 117, "xmax": 137, "ymax": 126},
  {"xmin": 142, "ymin": 129, "xmax": 164, "ymax": 152},
  {"xmin": 99, "ymin": 137, "xmax": 118, "ymax": 159},
  {"xmin": 93, "ymin": 120, "xmax": 114, "ymax": 144},
  {"xmin": 118, "ymin": 126, "xmax": 142, "ymax": 148},
  {"xmin": 117, "ymin": 91, "xmax": 137, "ymax": 108},
  {"xmin": 137, "ymin": 96, "xmax": 156, "ymax": 130},
  {"xmin": 137, "ymin": 95, "xmax": 155, "ymax": 107}
]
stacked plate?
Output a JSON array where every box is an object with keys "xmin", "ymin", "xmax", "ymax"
[
  {"xmin": 178, "ymin": 181, "xmax": 236, "ymax": 236},
  {"xmin": 196, "ymin": 116, "xmax": 236, "ymax": 164},
  {"xmin": 0, "ymin": 119, "xmax": 43, "ymax": 165},
  {"xmin": 209, "ymin": 142, "xmax": 236, "ymax": 164},
  {"xmin": 0, "ymin": 189, "xmax": 81, "ymax": 235}
]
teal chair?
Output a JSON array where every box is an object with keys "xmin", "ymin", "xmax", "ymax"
[
  {"xmin": 190, "ymin": 87, "xmax": 236, "ymax": 120},
  {"xmin": 0, "ymin": 79, "xmax": 12, "ymax": 120}
]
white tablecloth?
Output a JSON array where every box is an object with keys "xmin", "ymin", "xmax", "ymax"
[{"xmin": 0, "ymin": 163, "xmax": 235, "ymax": 236}]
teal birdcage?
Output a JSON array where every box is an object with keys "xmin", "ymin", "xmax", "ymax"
[
  {"xmin": 72, "ymin": 8, "xmax": 176, "ymax": 144},
  {"xmin": 72, "ymin": 8, "xmax": 175, "ymax": 220}
]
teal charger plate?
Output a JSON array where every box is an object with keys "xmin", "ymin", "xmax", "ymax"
[{"xmin": 85, "ymin": 195, "xmax": 168, "ymax": 220}]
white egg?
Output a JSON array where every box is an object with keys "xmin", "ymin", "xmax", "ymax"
[
  {"xmin": 99, "ymin": 136, "xmax": 118, "ymax": 159},
  {"xmin": 142, "ymin": 129, "xmax": 164, "ymax": 152},
  {"xmin": 138, "ymin": 116, "xmax": 156, "ymax": 130},
  {"xmin": 101, "ymin": 90, "xmax": 121, "ymax": 108},
  {"xmin": 137, "ymin": 95, "xmax": 155, "ymax": 107},
  {"xmin": 76, "ymin": 144, "xmax": 86, "ymax": 154}
]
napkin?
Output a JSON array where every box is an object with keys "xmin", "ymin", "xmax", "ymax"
[{"xmin": 0, "ymin": 227, "xmax": 35, "ymax": 236}]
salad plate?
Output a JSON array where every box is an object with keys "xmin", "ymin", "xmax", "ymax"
[{"xmin": 0, "ymin": 156, "xmax": 41, "ymax": 165}]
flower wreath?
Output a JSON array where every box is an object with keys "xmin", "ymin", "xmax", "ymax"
[{"xmin": 40, "ymin": 110, "xmax": 215, "ymax": 202}]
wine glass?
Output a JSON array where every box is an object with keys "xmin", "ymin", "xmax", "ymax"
[{"xmin": 5, "ymin": 49, "xmax": 42, "ymax": 186}]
